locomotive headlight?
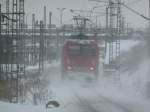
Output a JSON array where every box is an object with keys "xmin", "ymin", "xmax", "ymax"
[
  {"xmin": 90, "ymin": 67, "xmax": 94, "ymax": 71},
  {"xmin": 67, "ymin": 66, "xmax": 72, "ymax": 70}
]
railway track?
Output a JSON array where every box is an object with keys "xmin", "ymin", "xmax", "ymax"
[{"xmin": 68, "ymin": 84, "xmax": 133, "ymax": 112}]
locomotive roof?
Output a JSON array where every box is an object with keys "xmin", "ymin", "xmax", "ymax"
[
  {"xmin": 65, "ymin": 34, "xmax": 98, "ymax": 45},
  {"xmin": 65, "ymin": 39, "xmax": 97, "ymax": 45},
  {"xmin": 69, "ymin": 34, "xmax": 96, "ymax": 39}
]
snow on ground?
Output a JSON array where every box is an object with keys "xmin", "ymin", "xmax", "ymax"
[
  {"xmin": 120, "ymin": 59, "xmax": 150, "ymax": 98},
  {"xmin": 0, "ymin": 101, "xmax": 45, "ymax": 112},
  {"xmin": 46, "ymin": 79, "xmax": 150, "ymax": 112},
  {"xmin": 0, "ymin": 101, "xmax": 67, "ymax": 112},
  {"xmin": 1, "ymin": 81, "xmax": 150, "ymax": 112}
]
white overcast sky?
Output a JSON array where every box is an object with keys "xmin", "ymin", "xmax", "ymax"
[{"xmin": 0, "ymin": 0, "xmax": 149, "ymax": 28}]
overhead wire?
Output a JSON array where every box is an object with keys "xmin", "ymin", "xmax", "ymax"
[{"xmin": 89, "ymin": 3, "xmax": 107, "ymax": 21}]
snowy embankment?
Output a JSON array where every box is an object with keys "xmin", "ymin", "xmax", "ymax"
[
  {"xmin": 102, "ymin": 38, "xmax": 150, "ymax": 99},
  {"xmin": 119, "ymin": 39, "xmax": 150, "ymax": 99},
  {"xmin": 104, "ymin": 39, "xmax": 139, "ymax": 64},
  {"xmin": 120, "ymin": 39, "xmax": 140, "ymax": 52}
]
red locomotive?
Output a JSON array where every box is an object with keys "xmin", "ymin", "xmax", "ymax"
[{"xmin": 61, "ymin": 37, "xmax": 99, "ymax": 80}]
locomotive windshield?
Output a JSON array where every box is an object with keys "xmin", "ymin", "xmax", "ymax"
[{"xmin": 68, "ymin": 44, "xmax": 97, "ymax": 57}]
